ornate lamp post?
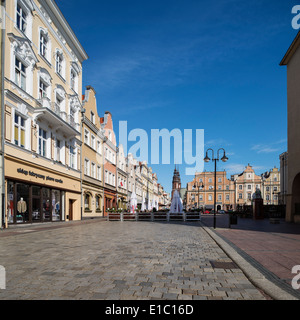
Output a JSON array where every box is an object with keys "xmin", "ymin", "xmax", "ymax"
[{"xmin": 204, "ymin": 148, "xmax": 228, "ymax": 229}]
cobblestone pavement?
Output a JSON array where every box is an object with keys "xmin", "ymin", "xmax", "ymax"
[{"xmin": 0, "ymin": 221, "xmax": 267, "ymax": 300}]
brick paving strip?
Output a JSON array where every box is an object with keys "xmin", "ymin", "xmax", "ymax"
[
  {"xmin": 200, "ymin": 221, "xmax": 300, "ymax": 300},
  {"xmin": 0, "ymin": 220, "xmax": 268, "ymax": 300}
]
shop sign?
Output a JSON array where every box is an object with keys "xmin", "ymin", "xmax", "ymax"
[{"xmin": 17, "ymin": 168, "xmax": 63, "ymax": 184}]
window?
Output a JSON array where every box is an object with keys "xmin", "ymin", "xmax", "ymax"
[
  {"xmin": 91, "ymin": 111, "xmax": 95, "ymax": 124},
  {"xmin": 218, "ymin": 178, "xmax": 222, "ymax": 183},
  {"xmin": 39, "ymin": 128, "xmax": 47, "ymax": 157},
  {"xmin": 226, "ymin": 194, "xmax": 230, "ymax": 201},
  {"xmin": 14, "ymin": 114, "xmax": 25, "ymax": 148},
  {"xmin": 70, "ymin": 69, "xmax": 76, "ymax": 90},
  {"xmin": 84, "ymin": 159, "xmax": 90, "ymax": 176},
  {"xmin": 91, "ymin": 135, "xmax": 95, "ymax": 150},
  {"xmin": 218, "ymin": 195, "xmax": 222, "ymax": 201},
  {"xmin": 85, "ymin": 194, "xmax": 90, "ymax": 210},
  {"xmin": 96, "ymin": 196, "xmax": 101, "ymax": 210},
  {"xmin": 199, "ymin": 194, "xmax": 203, "ymax": 201},
  {"xmin": 15, "ymin": 58, "xmax": 26, "ymax": 91},
  {"xmin": 40, "ymin": 32, "xmax": 48, "ymax": 58},
  {"xmin": 266, "ymin": 195, "xmax": 270, "ymax": 201},
  {"xmin": 209, "ymin": 185, "xmax": 213, "ymax": 190},
  {"xmin": 247, "ymin": 193, "xmax": 252, "ymax": 200},
  {"xmin": 266, "ymin": 187, "xmax": 270, "ymax": 192},
  {"xmin": 39, "ymin": 79, "xmax": 48, "ymax": 99},
  {"xmin": 16, "ymin": 4, "xmax": 27, "ymax": 33},
  {"xmin": 218, "ymin": 185, "xmax": 221, "ymax": 190},
  {"xmin": 56, "ymin": 52, "xmax": 63, "ymax": 76},
  {"xmin": 70, "ymin": 146, "xmax": 76, "ymax": 169},
  {"xmin": 97, "ymin": 141, "xmax": 101, "ymax": 154},
  {"xmin": 97, "ymin": 166, "xmax": 101, "ymax": 181},
  {"xmin": 105, "ymin": 170, "xmax": 108, "ymax": 184},
  {"xmin": 239, "ymin": 193, "xmax": 243, "ymax": 199},
  {"xmin": 55, "ymin": 95, "xmax": 62, "ymax": 113},
  {"xmin": 208, "ymin": 195, "xmax": 212, "ymax": 201},
  {"xmin": 209, "ymin": 178, "xmax": 212, "ymax": 183},
  {"xmin": 91, "ymin": 163, "xmax": 96, "ymax": 178},
  {"xmin": 274, "ymin": 187, "xmax": 278, "ymax": 192},
  {"xmin": 84, "ymin": 130, "xmax": 89, "ymax": 145},
  {"xmin": 226, "ymin": 185, "xmax": 229, "ymax": 190},
  {"xmin": 274, "ymin": 176, "xmax": 277, "ymax": 182},
  {"xmin": 239, "ymin": 185, "xmax": 243, "ymax": 190},
  {"xmin": 248, "ymin": 185, "xmax": 252, "ymax": 190},
  {"xmin": 56, "ymin": 140, "xmax": 61, "ymax": 162}
]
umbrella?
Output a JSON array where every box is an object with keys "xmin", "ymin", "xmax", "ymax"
[
  {"xmin": 141, "ymin": 195, "xmax": 146, "ymax": 211},
  {"xmin": 130, "ymin": 191, "xmax": 137, "ymax": 213}
]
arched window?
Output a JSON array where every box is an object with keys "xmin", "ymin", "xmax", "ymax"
[
  {"xmin": 84, "ymin": 193, "xmax": 92, "ymax": 211},
  {"xmin": 96, "ymin": 195, "xmax": 102, "ymax": 211}
]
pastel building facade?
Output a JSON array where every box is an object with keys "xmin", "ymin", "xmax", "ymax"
[{"xmin": 4, "ymin": 0, "xmax": 88, "ymax": 225}]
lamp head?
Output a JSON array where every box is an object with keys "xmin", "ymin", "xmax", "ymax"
[
  {"xmin": 204, "ymin": 153, "xmax": 210, "ymax": 163},
  {"xmin": 221, "ymin": 154, "xmax": 228, "ymax": 162}
]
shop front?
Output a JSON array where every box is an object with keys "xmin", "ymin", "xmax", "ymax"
[{"xmin": 5, "ymin": 156, "xmax": 81, "ymax": 226}]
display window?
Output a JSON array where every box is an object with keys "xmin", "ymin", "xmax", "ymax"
[{"xmin": 7, "ymin": 181, "xmax": 64, "ymax": 224}]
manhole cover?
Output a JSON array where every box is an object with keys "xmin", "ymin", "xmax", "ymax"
[{"xmin": 210, "ymin": 261, "xmax": 239, "ymax": 269}]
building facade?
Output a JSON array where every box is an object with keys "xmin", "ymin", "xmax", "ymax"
[
  {"xmin": 280, "ymin": 31, "xmax": 300, "ymax": 222},
  {"xmin": 186, "ymin": 170, "xmax": 235, "ymax": 211},
  {"xmin": 231, "ymin": 164, "xmax": 262, "ymax": 208},
  {"xmin": 82, "ymin": 86, "xmax": 104, "ymax": 218},
  {"xmin": 279, "ymin": 152, "xmax": 288, "ymax": 206},
  {"xmin": 4, "ymin": 0, "xmax": 88, "ymax": 226},
  {"xmin": 101, "ymin": 111, "xmax": 117, "ymax": 214},
  {"xmin": 116, "ymin": 144, "xmax": 128, "ymax": 210},
  {"xmin": 261, "ymin": 167, "xmax": 280, "ymax": 205}
]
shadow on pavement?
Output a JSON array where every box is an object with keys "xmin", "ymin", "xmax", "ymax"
[{"xmin": 201, "ymin": 214, "xmax": 300, "ymax": 235}]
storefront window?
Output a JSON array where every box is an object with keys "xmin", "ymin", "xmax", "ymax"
[
  {"xmin": 32, "ymin": 186, "xmax": 41, "ymax": 222},
  {"xmin": 42, "ymin": 188, "xmax": 51, "ymax": 221},
  {"xmin": 16, "ymin": 183, "xmax": 29, "ymax": 223},
  {"xmin": 52, "ymin": 190, "xmax": 61, "ymax": 221},
  {"xmin": 7, "ymin": 181, "xmax": 14, "ymax": 224}
]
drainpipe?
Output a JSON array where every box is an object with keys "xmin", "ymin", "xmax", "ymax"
[
  {"xmin": 80, "ymin": 107, "xmax": 86, "ymax": 220},
  {"xmin": 0, "ymin": 0, "xmax": 6, "ymax": 229}
]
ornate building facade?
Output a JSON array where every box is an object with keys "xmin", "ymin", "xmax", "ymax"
[{"xmin": 4, "ymin": 0, "xmax": 88, "ymax": 225}]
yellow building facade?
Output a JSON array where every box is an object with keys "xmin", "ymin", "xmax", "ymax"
[
  {"xmin": 82, "ymin": 86, "xmax": 105, "ymax": 218},
  {"xmin": 4, "ymin": 0, "xmax": 88, "ymax": 226}
]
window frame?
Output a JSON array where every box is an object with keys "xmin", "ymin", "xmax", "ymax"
[
  {"xmin": 16, "ymin": 3, "xmax": 27, "ymax": 33},
  {"xmin": 15, "ymin": 57, "xmax": 26, "ymax": 91},
  {"xmin": 39, "ymin": 128, "xmax": 47, "ymax": 157},
  {"xmin": 14, "ymin": 113, "xmax": 26, "ymax": 148}
]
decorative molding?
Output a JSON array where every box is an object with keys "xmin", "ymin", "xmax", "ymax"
[
  {"xmin": 40, "ymin": 5, "xmax": 52, "ymax": 24},
  {"xmin": 8, "ymin": 33, "xmax": 38, "ymax": 68}
]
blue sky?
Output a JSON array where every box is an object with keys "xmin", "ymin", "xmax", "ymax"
[{"xmin": 56, "ymin": 0, "xmax": 297, "ymax": 193}]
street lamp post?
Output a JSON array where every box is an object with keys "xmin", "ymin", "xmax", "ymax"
[{"xmin": 204, "ymin": 148, "xmax": 228, "ymax": 229}]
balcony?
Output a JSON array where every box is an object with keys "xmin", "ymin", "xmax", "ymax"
[
  {"xmin": 36, "ymin": 98, "xmax": 80, "ymax": 132},
  {"xmin": 34, "ymin": 100, "xmax": 80, "ymax": 138}
]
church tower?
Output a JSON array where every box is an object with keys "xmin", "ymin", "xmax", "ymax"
[{"xmin": 171, "ymin": 166, "xmax": 181, "ymax": 200}]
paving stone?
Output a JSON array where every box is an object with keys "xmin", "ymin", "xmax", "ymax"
[{"xmin": 0, "ymin": 221, "xmax": 266, "ymax": 300}]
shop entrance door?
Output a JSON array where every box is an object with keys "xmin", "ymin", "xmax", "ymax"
[{"xmin": 69, "ymin": 200, "xmax": 74, "ymax": 221}]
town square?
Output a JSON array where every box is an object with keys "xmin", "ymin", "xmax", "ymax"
[{"xmin": 0, "ymin": 0, "xmax": 300, "ymax": 309}]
